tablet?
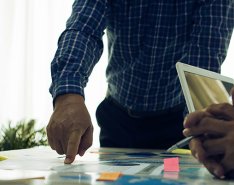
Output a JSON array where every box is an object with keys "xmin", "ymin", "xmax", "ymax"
[{"xmin": 176, "ymin": 62, "xmax": 234, "ymax": 112}]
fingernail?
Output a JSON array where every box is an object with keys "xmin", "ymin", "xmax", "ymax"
[
  {"xmin": 195, "ymin": 153, "xmax": 199, "ymax": 161},
  {"xmin": 214, "ymin": 169, "xmax": 224, "ymax": 179},
  {"xmin": 193, "ymin": 152, "xmax": 201, "ymax": 162},
  {"xmin": 219, "ymin": 176, "xmax": 225, "ymax": 179},
  {"xmin": 183, "ymin": 128, "xmax": 189, "ymax": 135},
  {"xmin": 214, "ymin": 169, "xmax": 219, "ymax": 177},
  {"xmin": 64, "ymin": 157, "xmax": 72, "ymax": 164}
]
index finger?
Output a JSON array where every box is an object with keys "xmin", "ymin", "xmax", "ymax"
[
  {"xmin": 64, "ymin": 131, "xmax": 81, "ymax": 164},
  {"xmin": 206, "ymin": 103, "xmax": 234, "ymax": 120}
]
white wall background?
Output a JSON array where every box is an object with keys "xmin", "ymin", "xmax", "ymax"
[{"xmin": 0, "ymin": 0, "xmax": 233, "ymax": 147}]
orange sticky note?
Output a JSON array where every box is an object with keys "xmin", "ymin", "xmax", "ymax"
[
  {"xmin": 164, "ymin": 157, "xmax": 180, "ymax": 172},
  {"xmin": 97, "ymin": 172, "xmax": 122, "ymax": 181}
]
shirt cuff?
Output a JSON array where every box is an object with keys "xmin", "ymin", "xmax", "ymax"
[{"xmin": 49, "ymin": 78, "xmax": 85, "ymax": 102}]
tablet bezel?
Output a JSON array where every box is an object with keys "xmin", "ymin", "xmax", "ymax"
[{"xmin": 176, "ymin": 62, "xmax": 234, "ymax": 113}]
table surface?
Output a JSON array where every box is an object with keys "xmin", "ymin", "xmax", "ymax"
[{"xmin": 0, "ymin": 146, "xmax": 232, "ymax": 185}]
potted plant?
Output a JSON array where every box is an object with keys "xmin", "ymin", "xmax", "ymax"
[{"xmin": 0, "ymin": 119, "xmax": 48, "ymax": 150}]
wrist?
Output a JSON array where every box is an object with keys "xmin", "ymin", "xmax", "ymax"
[{"xmin": 54, "ymin": 94, "xmax": 84, "ymax": 108}]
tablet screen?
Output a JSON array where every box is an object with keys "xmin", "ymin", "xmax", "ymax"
[
  {"xmin": 184, "ymin": 71, "xmax": 233, "ymax": 111},
  {"xmin": 176, "ymin": 62, "xmax": 234, "ymax": 112}
]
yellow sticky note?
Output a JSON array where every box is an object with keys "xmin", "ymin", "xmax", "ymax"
[
  {"xmin": 0, "ymin": 155, "xmax": 8, "ymax": 161},
  {"xmin": 171, "ymin": 149, "xmax": 191, "ymax": 155},
  {"xmin": 97, "ymin": 172, "xmax": 122, "ymax": 181}
]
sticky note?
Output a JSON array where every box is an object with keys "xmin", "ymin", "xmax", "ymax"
[
  {"xmin": 171, "ymin": 149, "xmax": 191, "ymax": 155},
  {"xmin": 164, "ymin": 157, "xmax": 180, "ymax": 172},
  {"xmin": 97, "ymin": 172, "xmax": 122, "ymax": 181},
  {"xmin": 0, "ymin": 155, "xmax": 8, "ymax": 161}
]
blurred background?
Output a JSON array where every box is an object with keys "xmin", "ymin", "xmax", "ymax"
[{"xmin": 0, "ymin": 0, "xmax": 233, "ymax": 147}]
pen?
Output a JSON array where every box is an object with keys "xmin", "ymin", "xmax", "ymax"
[{"xmin": 166, "ymin": 136, "xmax": 193, "ymax": 152}]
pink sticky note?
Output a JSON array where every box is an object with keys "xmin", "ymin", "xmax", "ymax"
[{"xmin": 163, "ymin": 157, "xmax": 180, "ymax": 172}]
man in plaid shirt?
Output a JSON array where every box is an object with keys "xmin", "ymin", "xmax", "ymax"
[{"xmin": 47, "ymin": 0, "xmax": 234, "ymax": 175}]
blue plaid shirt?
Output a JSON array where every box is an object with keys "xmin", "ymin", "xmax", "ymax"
[{"xmin": 50, "ymin": 0, "xmax": 234, "ymax": 112}]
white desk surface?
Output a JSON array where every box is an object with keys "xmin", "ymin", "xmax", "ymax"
[{"xmin": 0, "ymin": 146, "xmax": 233, "ymax": 185}]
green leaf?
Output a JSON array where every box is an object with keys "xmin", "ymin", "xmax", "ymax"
[{"xmin": 0, "ymin": 119, "xmax": 48, "ymax": 150}]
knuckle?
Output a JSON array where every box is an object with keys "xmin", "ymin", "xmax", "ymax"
[
  {"xmin": 202, "ymin": 140, "xmax": 210, "ymax": 149},
  {"xmin": 89, "ymin": 125, "xmax": 94, "ymax": 133},
  {"xmin": 86, "ymin": 140, "xmax": 93, "ymax": 148},
  {"xmin": 206, "ymin": 103, "xmax": 217, "ymax": 110},
  {"xmin": 200, "ymin": 117, "xmax": 209, "ymax": 125},
  {"xmin": 189, "ymin": 139, "xmax": 196, "ymax": 152},
  {"xmin": 199, "ymin": 117, "xmax": 210, "ymax": 130},
  {"xmin": 219, "ymin": 103, "xmax": 231, "ymax": 109},
  {"xmin": 68, "ymin": 140, "xmax": 78, "ymax": 147},
  {"xmin": 199, "ymin": 117, "xmax": 213, "ymax": 131},
  {"xmin": 56, "ymin": 150, "xmax": 64, "ymax": 155},
  {"xmin": 207, "ymin": 103, "xmax": 231, "ymax": 113},
  {"xmin": 225, "ymin": 135, "xmax": 234, "ymax": 147}
]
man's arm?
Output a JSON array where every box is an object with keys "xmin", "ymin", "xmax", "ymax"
[
  {"xmin": 47, "ymin": 0, "xmax": 109, "ymax": 164},
  {"xmin": 50, "ymin": 0, "xmax": 109, "ymax": 99}
]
